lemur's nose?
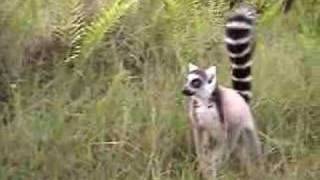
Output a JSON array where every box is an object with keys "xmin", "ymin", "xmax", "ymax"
[{"xmin": 182, "ymin": 88, "xmax": 194, "ymax": 96}]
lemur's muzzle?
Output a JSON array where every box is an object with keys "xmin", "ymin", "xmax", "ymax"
[{"xmin": 182, "ymin": 88, "xmax": 195, "ymax": 96}]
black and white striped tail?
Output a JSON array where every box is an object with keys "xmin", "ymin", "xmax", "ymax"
[{"xmin": 225, "ymin": 4, "xmax": 257, "ymax": 103}]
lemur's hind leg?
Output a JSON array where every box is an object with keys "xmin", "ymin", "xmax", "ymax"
[
  {"xmin": 225, "ymin": 125, "xmax": 243, "ymax": 162},
  {"xmin": 236, "ymin": 127, "xmax": 262, "ymax": 172},
  {"xmin": 245, "ymin": 127, "xmax": 262, "ymax": 160}
]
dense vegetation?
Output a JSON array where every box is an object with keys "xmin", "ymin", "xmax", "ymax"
[{"xmin": 0, "ymin": 0, "xmax": 319, "ymax": 179}]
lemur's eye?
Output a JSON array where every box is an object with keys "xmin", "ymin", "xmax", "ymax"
[
  {"xmin": 208, "ymin": 75, "xmax": 214, "ymax": 83},
  {"xmin": 191, "ymin": 79, "xmax": 202, "ymax": 88}
]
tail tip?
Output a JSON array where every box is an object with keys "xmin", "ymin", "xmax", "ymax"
[{"xmin": 230, "ymin": 3, "xmax": 257, "ymax": 21}]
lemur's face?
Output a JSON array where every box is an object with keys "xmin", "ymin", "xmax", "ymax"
[{"xmin": 182, "ymin": 63, "xmax": 217, "ymax": 99}]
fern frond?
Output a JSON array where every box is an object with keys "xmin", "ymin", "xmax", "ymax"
[
  {"xmin": 64, "ymin": 0, "xmax": 87, "ymax": 63},
  {"xmin": 63, "ymin": 0, "xmax": 138, "ymax": 65},
  {"xmin": 81, "ymin": 0, "xmax": 138, "ymax": 61}
]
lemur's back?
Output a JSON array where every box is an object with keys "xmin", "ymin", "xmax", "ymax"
[{"xmin": 218, "ymin": 86, "xmax": 254, "ymax": 129}]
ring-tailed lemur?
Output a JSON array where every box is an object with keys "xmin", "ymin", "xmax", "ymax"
[{"xmin": 181, "ymin": 5, "xmax": 261, "ymax": 179}]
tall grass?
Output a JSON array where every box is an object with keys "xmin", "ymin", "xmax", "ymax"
[{"xmin": 0, "ymin": 0, "xmax": 319, "ymax": 179}]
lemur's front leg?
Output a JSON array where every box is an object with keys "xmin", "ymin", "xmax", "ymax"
[
  {"xmin": 192, "ymin": 125, "xmax": 201, "ymax": 159},
  {"xmin": 189, "ymin": 100, "xmax": 201, "ymax": 157},
  {"xmin": 197, "ymin": 131, "xmax": 224, "ymax": 180}
]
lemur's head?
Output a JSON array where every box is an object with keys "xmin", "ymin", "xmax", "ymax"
[{"xmin": 182, "ymin": 63, "xmax": 217, "ymax": 99}]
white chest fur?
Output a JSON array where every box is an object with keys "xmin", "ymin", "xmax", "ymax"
[{"xmin": 193, "ymin": 101, "xmax": 224, "ymax": 136}]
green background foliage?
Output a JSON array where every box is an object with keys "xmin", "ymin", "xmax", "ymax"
[{"xmin": 0, "ymin": 0, "xmax": 319, "ymax": 179}]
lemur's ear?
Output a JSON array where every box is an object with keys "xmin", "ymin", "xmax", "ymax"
[
  {"xmin": 206, "ymin": 66, "xmax": 216, "ymax": 82},
  {"xmin": 188, "ymin": 63, "xmax": 199, "ymax": 72}
]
